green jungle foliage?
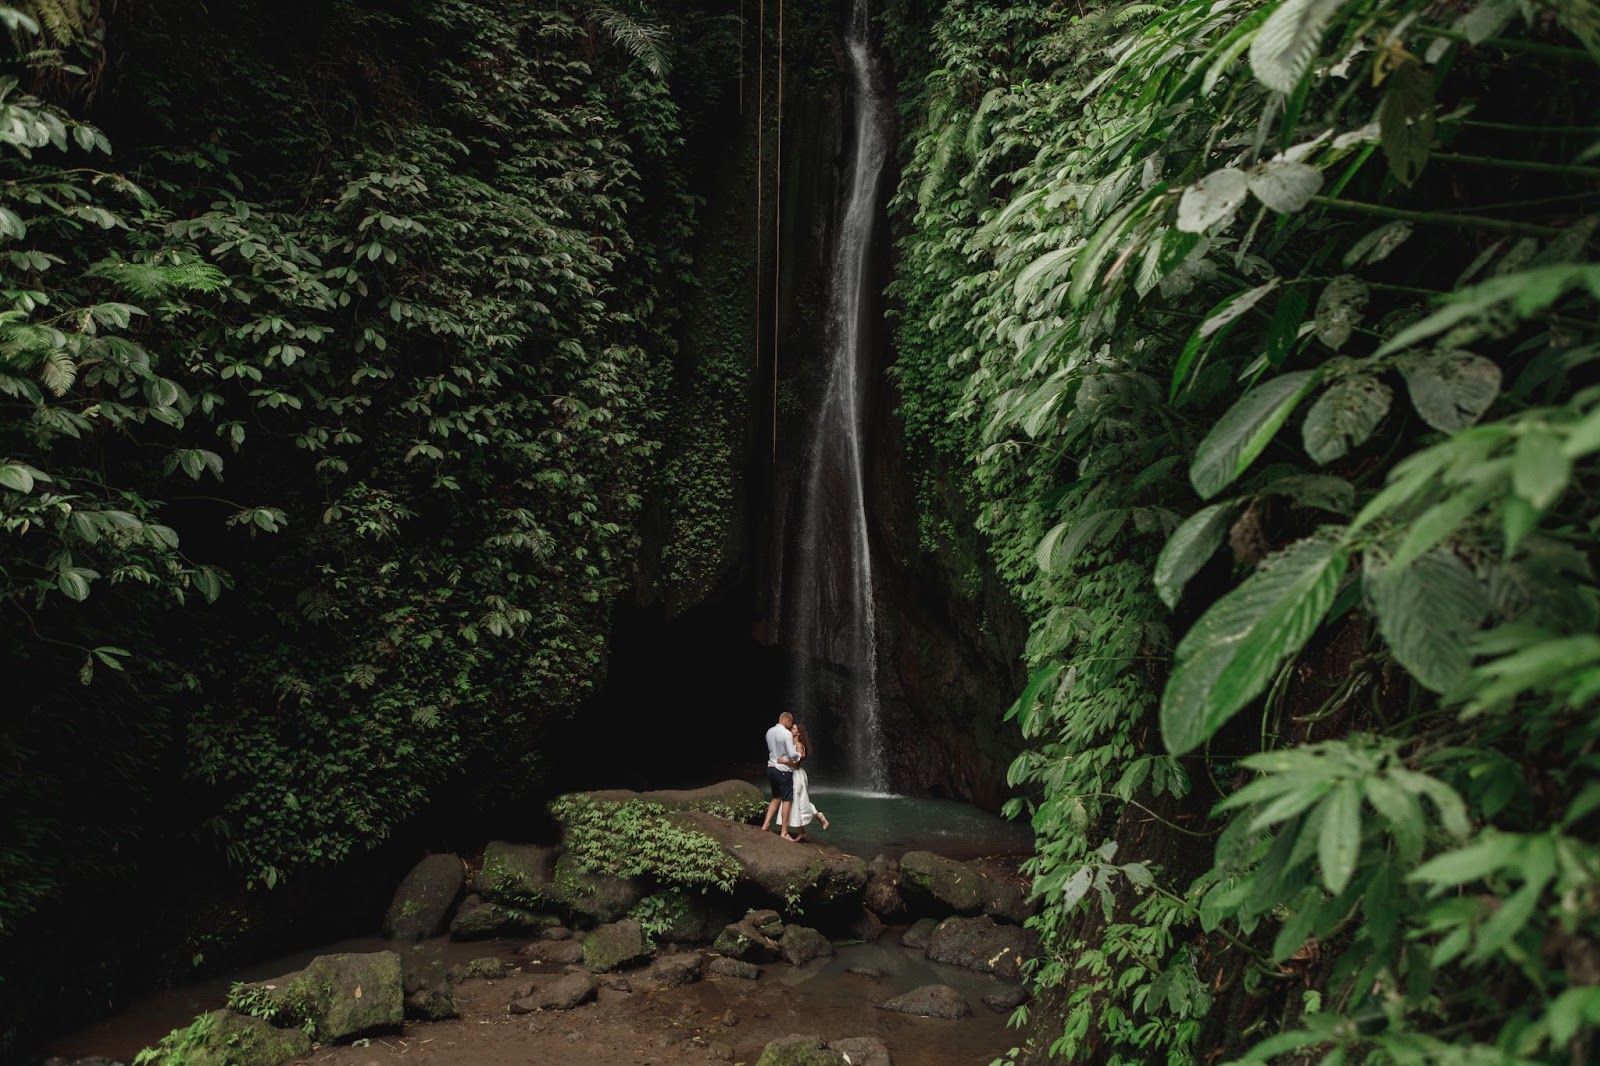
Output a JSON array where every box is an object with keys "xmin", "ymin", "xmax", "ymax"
[
  {"xmin": 0, "ymin": 0, "xmax": 759, "ymax": 1041},
  {"xmin": 887, "ymin": 0, "xmax": 1600, "ymax": 1062}
]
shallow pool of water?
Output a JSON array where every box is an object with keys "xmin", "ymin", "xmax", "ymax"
[{"xmin": 765, "ymin": 783, "xmax": 1034, "ymax": 862}]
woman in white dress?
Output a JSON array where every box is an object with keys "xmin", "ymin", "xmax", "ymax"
[{"xmin": 786, "ymin": 722, "xmax": 831, "ymax": 841}]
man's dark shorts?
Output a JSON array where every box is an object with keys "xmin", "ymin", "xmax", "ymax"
[{"xmin": 766, "ymin": 765, "xmax": 794, "ymax": 802}]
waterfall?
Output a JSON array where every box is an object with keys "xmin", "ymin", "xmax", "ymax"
[{"xmin": 785, "ymin": 0, "xmax": 891, "ymax": 792}]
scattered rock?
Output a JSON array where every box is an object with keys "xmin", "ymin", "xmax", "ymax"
[
  {"xmin": 862, "ymin": 870, "xmax": 906, "ymax": 922},
  {"xmin": 400, "ymin": 955, "xmax": 457, "ymax": 1020},
  {"xmin": 712, "ymin": 917, "xmax": 781, "ymax": 963},
  {"xmin": 828, "ymin": 1036, "xmax": 892, "ymax": 1066},
  {"xmin": 746, "ymin": 909, "xmax": 787, "ymax": 938},
  {"xmin": 142, "ymin": 1009, "xmax": 311, "ymax": 1066},
  {"xmin": 876, "ymin": 984, "xmax": 972, "ymax": 1019},
  {"xmin": 898, "ymin": 851, "xmax": 984, "ymax": 917},
  {"xmin": 754, "ymin": 1034, "xmax": 848, "ymax": 1066},
  {"xmin": 404, "ymin": 986, "xmax": 459, "ymax": 1021},
  {"xmin": 521, "ymin": 939, "xmax": 585, "ymax": 966},
  {"xmin": 705, "ymin": 1039, "xmax": 736, "ymax": 1060},
  {"xmin": 847, "ymin": 906, "xmax": 885, "ymax": 943},
  {"xmin": 508, "ymin": 971, "xmax": 597, "ymax": 1012},
  {"xmin": 645, "ymin": 952, "xmax": 704, "ymax": 988},
  {"xmin": 449, "ymin": 894, "xmax": 560, "ymax": 940},
  {"xmin": 463, "ymin": 956, "xmax": 507, "ymax": 980},
  {"xmin": 382, "ymin": 854, "xmax": 465, "ymax": 941},
  {"xmin": 582, "ymin": 919, "xmax": 649, "ymax": 972},
  {"xmin": 541, "ymin": 925, "xmax": 575, "ymax": 941},
  {"xmin": 983, "ymin": 985, "xmax": 1029, "ymax": 1012},
  {"xmin": 549, "ymin": 852, "xmax": 646, "ymax": 927},
  {"xmin": 475, "ymin": 841, "xmax": 560, "ymax": 909},
  {"xmin": 708, "ymin": 957, "xmax": 760, "ymax": 980},
  {"xmin": 926, "ymin": 914, "xmax": 1038, "ymax": 982},
  {"xmin": 779, "ymin": 925, "xmax": 834, "ymax": 967},
  {"xmin": 599, "ymin": 973, "xmax": 633, "ymax": 992},
  {"xmin": 900, "ymin": 918, "xmax": 939, "ymax": 949},
  {"xmin": 847, "ymin": 966, "xmax": 885, "ymax": 979},
  {"xmin": 721, "ymin": 1009, "xmax": 738, "ymax": 1026},
  {"xmin": 237, "ymin": 951, "xmax": 403, "ymax": 1042}
]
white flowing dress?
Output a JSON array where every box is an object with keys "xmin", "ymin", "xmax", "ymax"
[{"xmin": 788, "ymin": 766, "xmax": 819, "ymax": 828}]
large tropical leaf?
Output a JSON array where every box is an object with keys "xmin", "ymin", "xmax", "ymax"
[
  {"xmin": 1162, "ymin": 537, "xmax": 1350, "ymax": 754},
  {"xmin": 1302, "ymin": 374, "xmax": 1391, "ymax": 463},
  {"xmin": 1369, "ymin": 549, "xmax": 1489, "ymax": 693},
  {"xmin": 1191, "ymin": 370, "xmax": 1322, "ymax": 498},
  {"xmin": 1249, "ymin": 0, "xmax": 1350, "ymax": 94},
  {"xmin": 1155, "ymin": 502, "xmax": 1241, "ymax": 609}
]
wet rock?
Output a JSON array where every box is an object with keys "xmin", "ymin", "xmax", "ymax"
[
  {"xmin": 475, "ymin": 842, "xmax": 560, "ymax": 909},
  {"xmin": 599, "ymin": 973, "xmax": 633, "ymax": 992},
  {"xmin": 876, "ymin": 984, "xmax": 972, "ymax": 1019},
  {"xmin": 975, "ymin": 860, "xmax": 1037, "ymax": 925},
  {"xmin": 709, "ymin": 957, "xmax": 760, "ymax": 979},
  {"xmin": 669, "ymin": 812, "xmax": 868, "ymax": 910},
  {"xmin": 404, "ymin": 986, "xmax": 459, "ymax": 1021},
  {"xmin": 712, "ymin": 916, "xmax": 781, "ymax": 963},
  {"xmin": 862, "ymin": 870, "xmax": 906, "ymax": 922},
  {"xmin": 648, "ymin": 891, "xmax": 737, "ymax": 944},
  {"xmin": 898, "ymin": 852, "xmax": 983, "ymax": 917},
  {"xmin": 236, "ymin": 950, "xmax": 402, "ymax": 1042},
  {"xmin": 747, "ymin": 909, "xmax": 786, "ymax": 938},
  {"xmin": 508, "ymin": 971, "xmax": 597, "ymax": 1012},
  {"xmin": 521, "ymin": 939, "xmax": 585, "ymax": 965},
  {"xmin": 983, "ymin": 985, "xmax": 1029, "ymax": 1012},
  {"xmin": 900, "ymin": 917, "xmax": 938, "ymax": 949},
  {"xmin": 382, "ymin": 854, "xmax": 465, "ymax": 941},
  {"xmin": 828, "ymin": 1036, "xmax": 892, "ymax": 1066},
  {"xmin": 926, "ymin": 914, "xmax": 1038, "ymax": 982},
  {"xmin": 645, "ymin": 952, "xmax": 704, "ymax": 988},
  {"xmin": 582, "ymin": 919, "xmax": 648, "ymax": 972},
  {"xmin": 721, "ymin": 1009, "xmax": 738, "ymax": 1026},
  {"xmin": 550, "ymin": 852, "xmax": 646, "ymax": 927},
  {"xmin": 780, "ymin": 925, "xmax": 834, "ymax": 966},
  {"xmin": 541, "ymin": 925, "xmax": 575, "ymax": 940},
  {"xmin": 847, "ymin": 966, "xmax": 885, "ymax": 979},
  {"xmin": 706, "ymin": 1039, "xmax": 736, "ymax": 1060},
  {"xmin": 847, "ymin": 906, "xmax": 885, "ymax": 942},
  {"xmin": 139, "ymin": 1009, "xmax": 310, "ymax": 1066},
  {"xmin": 449, "ymin": 894, "xmax": 560, "ymax": 940},
  {"xmin": 463, "ymin": 956, "xmax": 507, "ymax": 980},
  {"xmin": 754, "ymin": 1034, "xmax": 848, "ymax": 1065}
]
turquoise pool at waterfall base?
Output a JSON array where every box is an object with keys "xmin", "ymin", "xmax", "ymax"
[{"xmin": 764, "ymin": 785, "xmax": 1035, "ymax": 862}]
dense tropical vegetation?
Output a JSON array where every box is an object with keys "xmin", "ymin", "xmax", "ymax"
[
  {"xmin": 887, "ymin": 0, "xmax": 1600, "ymax": 1062},
  {"xmin": 4, "ymin": 0, "xmax": 1599, "ymax": 1062}
]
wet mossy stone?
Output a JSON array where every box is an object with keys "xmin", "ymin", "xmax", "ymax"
[
  {"xmin": 898, "ymin": 852, "xmax": 983, "ymax": 917},
  {"xmin": 779, "ymin": 925, "xmax": 834, "ymax": 966},
  {"xmin": 448, "ymin": 894, "xmax": 560, "ymax": 940},
  {"xmin": 581, "ymin": 919, "xmax": 648, "ymax": 972},
  {"xmin": 828, "ymin": 1036, "xmax": 892, "ymax": 1066},
  {"xmin": 901, "ymin": 917, "xmax": 939, "ymax": 949},
  {"xmin": 138, "ymin": 1010, "xmax": 311, "ymax": 1066},
  {"xmin": 754, "ymin": 1034, "xmax": 849, "ymax": 1066},
  {"xmin": 876, "ymin": 984, "xmax": 972, "ymax": 1019},
  {"xmin": 382, "ymin": 854, "xmax": 465, "ymax": 941},
  {"xmin": 926, "ymin": 915, "xmax": 1038, "ymax": 983},
  {"xmin": 475, "ymin": 842, "xmax": 560, "ymax": 909},
  {"xmin": 235, "ymin": 951, "xmax": 403, "ymax": 1042},
  {"xmin": 712, "ymin": 917, "xmax": 780, "ymax": 963},
  {"xmin": 551, "ymin": 851, "xmax": 646, "ymax": 926},
  {"xmin": 404, "ymin": 986, "xmax": 459, "ymax": 1021},
  {"xmin": 463, "ymin": 956, "xmax": 507, "ymax": 980}
]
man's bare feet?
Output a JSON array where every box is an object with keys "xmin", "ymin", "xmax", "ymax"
[{"xmin": 760, "ymin": 822, "xmax": 771, "ymax": 832}]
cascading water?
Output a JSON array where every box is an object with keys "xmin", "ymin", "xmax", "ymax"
[{"xmin": 784, "ymin": 0, "xmax": 891, "ymax": 792}]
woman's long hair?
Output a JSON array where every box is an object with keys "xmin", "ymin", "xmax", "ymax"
[{"xmin": 793, "ymin": 724, "xmax": 815, "ymax": 764}]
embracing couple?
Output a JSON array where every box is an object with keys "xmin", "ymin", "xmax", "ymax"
[{"xmin": 760, "ymin": 711, "xmax": 832, "ymax": 842}]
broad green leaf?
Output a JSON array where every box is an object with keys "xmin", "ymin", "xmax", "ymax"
[
  {"xmin": 1037, "ymin": 509, "xmax": 1127, "ymax": 574},
  {"xmin": 1409, "ymin": 831, "xmax": 1521, "ymax": 891},
  {"xmin": 1177, "ymin": 168, "xmax": 1249, "ymax": 233},
  {"xmin": 1317, "ymin": 780, "xmax": 1362, "ymax": 894},
  {"xmin": 1248, "ymin": 160, "xmax": 1323, "ymax": 214},
  {"xmin": 1397, "ymin": 350, "xmax": 1501, "ymax": 432},
  {"xmin": 57, "ymin": 571, "xmax": 91, "ymax": 601},
  {"xmin": 1303, "ymin": 375, "xmax": 1391, "ymax": 463},
  {"xmin": 1202, "ymin": 280, "xmax": 1281, "ymax": 341},
  {"xmin": 1162, "ymin": 537, "xmax": 1349, "ymax": 754},
  {"xmin": 1343, "ymin": 221, "xmax": 1413, "ymax": 267},
  {"xmin": 1248, "ymin": 0, "xmax": 1349, "ymax": 93},
  {"xmin": 1363, "ymin": 774, "xmax": 1425, "ymax": 862},
  {"xmin": 1313, "ymin": 276, "xmax": 1368, "ymax": 351},
  {"xmin": 1191, "ymin": 370, "xmax": 1321, "ymax": 498},
  {"xmin": 1378, "ymin": 58, "xmax": 1435, "ymax": 187},
  {"xmin": 0, "ymin": 463, "xmax": 35, "ymax": 492},
  {"xmin": 1511, "ymin": 429, "xmax": 1570, "ymax": 509},
  {"xmin": 1154, "ymin": 502, "xmax": 1240, "ymax": 609},
  {"xmin": 1369, "ymin": 549, "xmax": 1489, "ymax": 693}
]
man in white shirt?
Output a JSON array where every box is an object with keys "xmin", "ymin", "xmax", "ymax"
[{"xmin": 760, "ymin": 711, "xmax": 801, "ymax": 840}]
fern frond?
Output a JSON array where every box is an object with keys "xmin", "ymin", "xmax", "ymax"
[
  {"xmin": 589, "ymin": 4, "xmax": 670, "ymax": 78},
  {"xmin": 13, "ymin": 0, "xmax": 94, "ymax": 43}
]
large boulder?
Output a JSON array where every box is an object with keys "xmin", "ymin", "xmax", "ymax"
[
  {"xmin": 645, "ymin": 890, "xmax": 737, "ymax": 944},
  {"xmin": 669, "ymin": 811, "xmax": 868, "ymax": 911},
  {"xmin": 382, "ymin": 854, "xmax": 465, "ymax": 941},
  {"xmin": 475, "ymin": 842, "xmax": 560, "ymax": 909},
  {"xmin": 449, "ymin": 894, "xmax": 560, "ymax": 940},
  {"xmin": 755, "ymin": 1035, "xmax": 848, "ymax": 1066},
  {"xmin": 138, "ymin": 1010, "xmax": 310, "ymax": 1066},
  {"xmin": 582, "ymin": 919, "xmax": 649, "ymax": 972},
  {"xmin": 974, "ymin": 859, "xmax": 1037, "ymax": 925},
  {"xmin": 550, "ymin": 852, "xmax": 646, "ymax": 926},
  {"xmin": 898, "ymin": 852, "xmax": 983, "ymax": 917},
  {"xmin": 925, "ymin": 915, "xmax": 1038, "ymax": 982},
  {"xmin": 234, "ymin": 951, "xmax": 403, "ymax": 1042},
  {"xmin": 583, "ymin": 779, "xmax": 767, "ymax": 820},
  {"xmin": 643, "ymin": 952, "xmax": 704, "ymax": 989},
  {"xmin": 876, "ymin": 984, "xmax": 972, "ymax": 1019}
]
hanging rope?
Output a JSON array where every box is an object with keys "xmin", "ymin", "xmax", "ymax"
[
  {"xmin": 754, "ymin": 0, "xmax": 765, "ymax": 392},
  {"xmin": 772, "ymin": 0, "xmax": 783, "ymax": 464},
  {"xmin": 738, "ymin": 0, "xmax": 744, "ymax": 114}
]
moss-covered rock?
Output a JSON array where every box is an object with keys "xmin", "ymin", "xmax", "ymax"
[
  {"xmin": 551, "ymin": 852, "xmax": 646, "ymax": 926},
  {"xmin": 754, "ymin": 1034, "xmax": 849, "ymax": 1066},
  {"xmin": 404, "ymin": 986, "xmax": 459, "ymax": 1021},
  {"xmin": 712, "ymin": 916, "xmax": 781, "ymax": 962},
  {"xmin": 581, "ymin": 919, "xmax": 648, "ymax": 972},
  {"xmin": 448, "ymin": 894, "xmax": 561, "ymax": 940},
  {"xmin": 474, "ymin": 842, "xmax": 560, "ymax": 909},
  {"xmin": 581, "ymin": 780, "xmax": 767, "ymax": 821},
  {"xmin": 779, "ymin": 925, "xmax": 834, "ymax": 966},
  {"xmin": 897, "ymin": 851, "xmax": 983, "ymax": 916},
  {"xmin": 382, "ymin": 854, "xmax": 465, "ymax": 941},
  {"xmin": 233, "ymin": 951, "xmax": 403, "ymax": 1042},
  {"xmin": 136, "ymin": 1009, "xmax": 311, "ymax": 1066},
  {"xmin": 463, "ymin": 956, "xmax": 507, "ymax": 980},
  {"xmin": 668, "ymin": 812, "xmax": 868, "ymax": 911},
  {"xmin": 901, "ymin": 917, "xmax": 938, "ymax": 949}
]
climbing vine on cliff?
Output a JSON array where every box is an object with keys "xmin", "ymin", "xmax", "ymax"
[{"xmin": 890, "ymin": 0, "xmax": 1600, "ymax": 1062}]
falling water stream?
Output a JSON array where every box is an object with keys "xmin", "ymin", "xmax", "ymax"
[{"xmin": 785, "ymin": 0, "xmax": 892, "ymax": 791}]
